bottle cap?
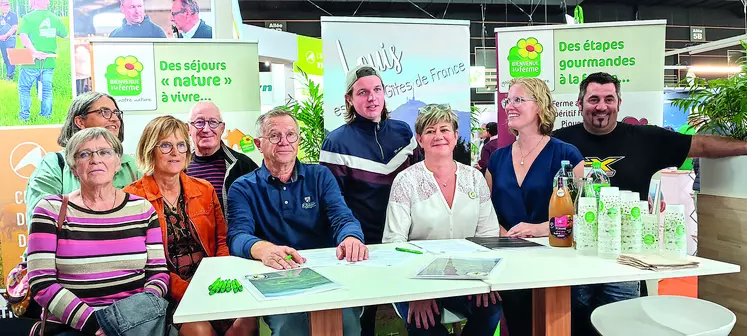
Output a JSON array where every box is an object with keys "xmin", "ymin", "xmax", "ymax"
[{"xmin": 561, "ymin": 160, "xmax": 570, "ymax": 165}]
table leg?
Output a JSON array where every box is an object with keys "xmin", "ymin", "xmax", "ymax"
[
  {"xmin": 532, "ymin": 286, "xmax": 571, "ymax": 336},
  {"xmin": 309, "ymin": 309, "xmax": 343, "ymax": 336}
]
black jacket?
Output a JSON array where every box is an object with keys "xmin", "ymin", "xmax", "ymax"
[{"xmin": 221, "ymin": 143, "xmax": 259, "ymax": 209}]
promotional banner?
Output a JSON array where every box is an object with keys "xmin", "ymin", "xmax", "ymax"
[
  {"xmin": 72, "ymin": 0, "xmax": 215, "ymax": 96},
  {"xmin": 90, "ymin": 39, "xmax": 262, "ymax": 162},
  {"xmin": 322, "ymin": 17, "xmax": 471, "ymax": 141},
  {"xmin": 495, "ymin": 20, "xmax": 666, "ymax": 132},
  {"xmin": 0, "ymin": 0, "xmax": 71, "ymax": 126}
]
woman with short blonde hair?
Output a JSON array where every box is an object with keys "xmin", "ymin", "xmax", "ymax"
[
  {"xmin": 125, "ymin": 116, "xmax": 256, "ymax": 336},
  {"xmin": 383, "ymin": 104, "xmax": 503, "ymax": 335}
]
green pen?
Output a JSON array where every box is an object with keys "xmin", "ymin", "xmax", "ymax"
[
  {"xmin": 208, "ymin": 277, "xmax": 221, "ymax": 295},
  {"xmin": 395, "ymin": 247, "xmax": 423, "ymax": 255}
]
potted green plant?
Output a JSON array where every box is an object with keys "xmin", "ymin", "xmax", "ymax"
[
  {"xmin": 671, "ymin": 41, "xmax": 747, "ymax": 199},
  {"xmin": 285, "ymin": 66, "xmax": 325, "ymax": 163},
  {"xmin": 671, "ymin": 41, "xmax": 747, "ymax": 333}
]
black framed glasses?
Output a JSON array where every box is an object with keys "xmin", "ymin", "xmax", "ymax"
[
  {"xmin": 171, "ymin": 8, "xmax": 186, "ymax": 16},
  {"xmin": 189, "ymin": 119, "xmax": 224, "ymax": 130},
  {"xmin": 158, "ymin": 141, "xmax": 189, "ymax": 154},
  {"xmin": 85, "ymin": 107, "xmax": 122, "ymax": 120},
  {"xmin": 501, "ymin": 96, "xmax": 536, "ymax": 109},
  {"xmin": 75, "ymin": 148, "xmax": 115, "ymax": 161},
  {"xmin": 264, "ymin": 132, "xmax": 299, "ymax": 144}
]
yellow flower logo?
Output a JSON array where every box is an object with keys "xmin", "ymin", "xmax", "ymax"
[
  {"xmin": 517, "ymin": 38, "xmax": 543, "ymax": 60},
  {"xmin": 115, "ymin": 56, "xmax": 143, "ymax": 78}
]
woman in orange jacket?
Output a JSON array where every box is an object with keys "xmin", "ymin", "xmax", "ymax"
[{"xmin": 124, "ymin": 116, "xmax": 256, "ymax": 336}]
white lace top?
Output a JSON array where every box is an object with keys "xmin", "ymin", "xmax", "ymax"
[{"xmin": 382, "ymin": 161, "xmax": 501, "ymax": 243}]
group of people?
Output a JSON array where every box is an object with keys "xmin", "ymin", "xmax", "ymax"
[
  {"xmin": 12, "ymin": 63, "xmax": 747, "ymax": 336},
  {"xmin": 110, "ymin": 0, "xmax": 212, "ymax": 39}
]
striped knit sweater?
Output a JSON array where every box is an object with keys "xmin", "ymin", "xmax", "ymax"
[{"xmin": 28, "ymin": 194, "xmax": 169, "ymax": 334}]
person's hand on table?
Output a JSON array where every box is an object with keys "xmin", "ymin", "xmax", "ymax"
[
  {"xmin": 469, "ymin": 291, "xmax": 501, "ymax": 307},
  {"xmin": 258, "ymin": 245, "xmax": 305, "ymax": 270},
  {"xmin": 336, "ymin": 236, "xmax": 368, "ymax": 262},
  {"xmin": 506, "ymin": 222, "xmax": 548, "ymax": 238},
  {"xmin": 408, "ymin": 299, "xmax": 440, "ymax": 330}
]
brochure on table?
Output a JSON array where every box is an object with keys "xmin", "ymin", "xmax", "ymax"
[
  {"xmin": 415, "ymin": 257, "xmax": 503, "ymax": 280},
  {"xmin": 242, "ymin": 268, "xmax": 341, "ymax": 301}
]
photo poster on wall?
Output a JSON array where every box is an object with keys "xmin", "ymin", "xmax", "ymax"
[
  {"xmin": 321, "ymin": 17, "xmax": 472, "ymax": 142},
  {"xmin": 495, "ymin": 20, "xmax": 666, "ymax": 138},
  {"xmin": 0, "ymin": 0, "xmax": 230, "ymax": 316},
  {"xmin": 90, "ymin": 39, "xmax": 262, "ymax": 163}
]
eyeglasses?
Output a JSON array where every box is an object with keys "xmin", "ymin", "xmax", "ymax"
[
  {"xmin": 418, "ymin": 104, "xmax": 452, "ymax": 114},
  {"xmin": 171, "ymin": 8, "xmax": 186, "ymax": 16},
  {"xmin": 263, "ymin": 132, "xmax": 299, "ymax": 144},
  {"xmin": 76, "ymin": 148, "xmax": 115, "ymax": 161},
  {"xmin": 158, "ymin": 141, "xmax": 189, "ymax": 154},
  {"xmin": 501, "ymin": 96, "xmax": 536, "ymax": 109},
  {"xmin": 85, "ymin": 107, "xmax": 122, "ymax": 120},
  {"xmin": 189, "ymin": 119, "xmax": 224, "ymax": 130}
]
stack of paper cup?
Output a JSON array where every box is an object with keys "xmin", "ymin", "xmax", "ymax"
[
  {"xmin": 621, "ymin": 192, "xmax": 642, "ymax": 253},
  {"xmin": 576, "ymin": 196, "xmax": 597, "ymax": 256},
  {"xmin": 662, "ymin": 204, "xmax": 688, "ymax": 259},
  {"xmin": 640, "ymin": 202, "xmax": 659, "ymax": 254},
  {"xmin": 597, "ymin": 187, "xmax": 621, "ymax": 259}
]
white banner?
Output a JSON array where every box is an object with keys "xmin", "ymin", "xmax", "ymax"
[{"xmin": 322, "ymin": 17, "xmax": 471, "ymax": 140}]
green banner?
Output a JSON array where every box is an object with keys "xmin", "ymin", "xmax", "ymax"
[{"xmin": 295, "ymin": 35, "xmax": 323, "ymax": 76}]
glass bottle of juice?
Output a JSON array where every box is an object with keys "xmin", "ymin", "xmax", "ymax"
[{"xmin": 549, "ymin": 173, "xmax": 575, "ymax": 247}]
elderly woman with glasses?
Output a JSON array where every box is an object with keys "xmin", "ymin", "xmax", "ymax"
[
  {"xmin": 28, "ymin": 127, "xmax": 169, "ymax": 335},
  {"xmin": 124, "ymin": 116, "xmax": 256, "ymax": 336},
  {"xmin": 485, "ymin": 78, "xmax": 584, "ymax": 335},
  {"xmin": 382, "ymin": 104, "xmax": 503, "ymax": 336},
  {"xmin": 25, "ymin": 92, "xmax": 141, "ymax": 245}
]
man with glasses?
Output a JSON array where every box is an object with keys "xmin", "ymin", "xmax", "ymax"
[
  {"xmin": 186, "ymin": 101, "xmax": 257, "ymax": 211},
  {"xmin": 227, "ymin": 107, "xmax": 366, "ymax": 336},
  {"xmin": 171, "ymin": 0, "xmax": 212, "ymax": 39}
]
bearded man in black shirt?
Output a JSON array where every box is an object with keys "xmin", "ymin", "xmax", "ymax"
[{"xmin": 554, "ymin": 72, "xmax": 747, "ymax": 336}]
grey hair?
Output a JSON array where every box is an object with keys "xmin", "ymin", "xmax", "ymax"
[
  {"xmin": 177, "ymin": 0, "xmax": 200, "ymax": 14},
  {"xmin": 256, "ymin": 106, "xmax": 299, "ymax": 137},
  {"xmin": 65, "ymin": 127, "xmax": 124, "ymax": 172},
  {"xmin": 58, "ymin": 92, "xmax": 124, "ymax": 147}
]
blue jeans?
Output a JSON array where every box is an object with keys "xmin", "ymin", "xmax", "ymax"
[
  {"xmin": 572, "ymin": 281, "xmax": 640, "ymax": 336},
  {"xmin": 94, "ymin": 291, "xmax": 174, "ymax": 336},
  {"xmin": 18, "ymin": 67, "xmax": 54, "ymax": 121},
  {"xmin": 394, "ymin": 296, "xmax": 502, "ymax": 336},
  {"xmin": 0, "ymin": 37, "xmax": 15, "ymax": 79},
  {"xmin": 264, "ymin": 307, "xmax": 362, "ymax": 336}
]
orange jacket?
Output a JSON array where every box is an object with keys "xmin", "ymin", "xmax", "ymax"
[{"xmin": 123, "ymin": 172, "xmax": 229, "ymax": 303}]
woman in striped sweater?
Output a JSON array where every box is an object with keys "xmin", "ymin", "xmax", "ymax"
[{"xmin": 27, "ymin": 127, "xmax": 169, "ymax": 335}]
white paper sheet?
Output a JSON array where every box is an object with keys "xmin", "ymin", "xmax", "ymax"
[
  {"xmin": 409, "ymin": 239, "xmax": 492, "ymax": 254},
  {"xmin": 299, "ymin": 249, "xmax": 417, "ymax": 268}
]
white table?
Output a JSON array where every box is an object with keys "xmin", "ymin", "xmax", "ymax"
[
  {"xmin": 173, "ymin": 239, "xmax": 740, "ymax": 336},
  {"xmin": 173, "ymin": 243, "xmax": 490, "ymax": 334},
  {"xmin": 480, "ymin": 238, "xmax": 740, "ymax": 336}
]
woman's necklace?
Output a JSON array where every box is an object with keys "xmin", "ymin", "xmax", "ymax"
[
  {"xmin": 82, "ymin": 189, "xmax": 117, "ymax": 211},
  {"xmin": 517, "ymin": 135, "xmax": 546, "ymax": 165},
  {"xmin": 163, "ymin": 192, "xmax": 180, "ymax": 212},
  {"xmin": 434, "ymin": 174, "xmax": 450, "ymax": 187}
]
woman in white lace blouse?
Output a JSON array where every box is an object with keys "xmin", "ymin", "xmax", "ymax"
[{"xmin": 383, "ymin": 104, "xmax": 503, "ymax": 335}]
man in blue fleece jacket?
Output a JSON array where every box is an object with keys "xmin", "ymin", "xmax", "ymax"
[{"xmin": 227, "ymin": 107, "xmax": 366, "ymax": 336}]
